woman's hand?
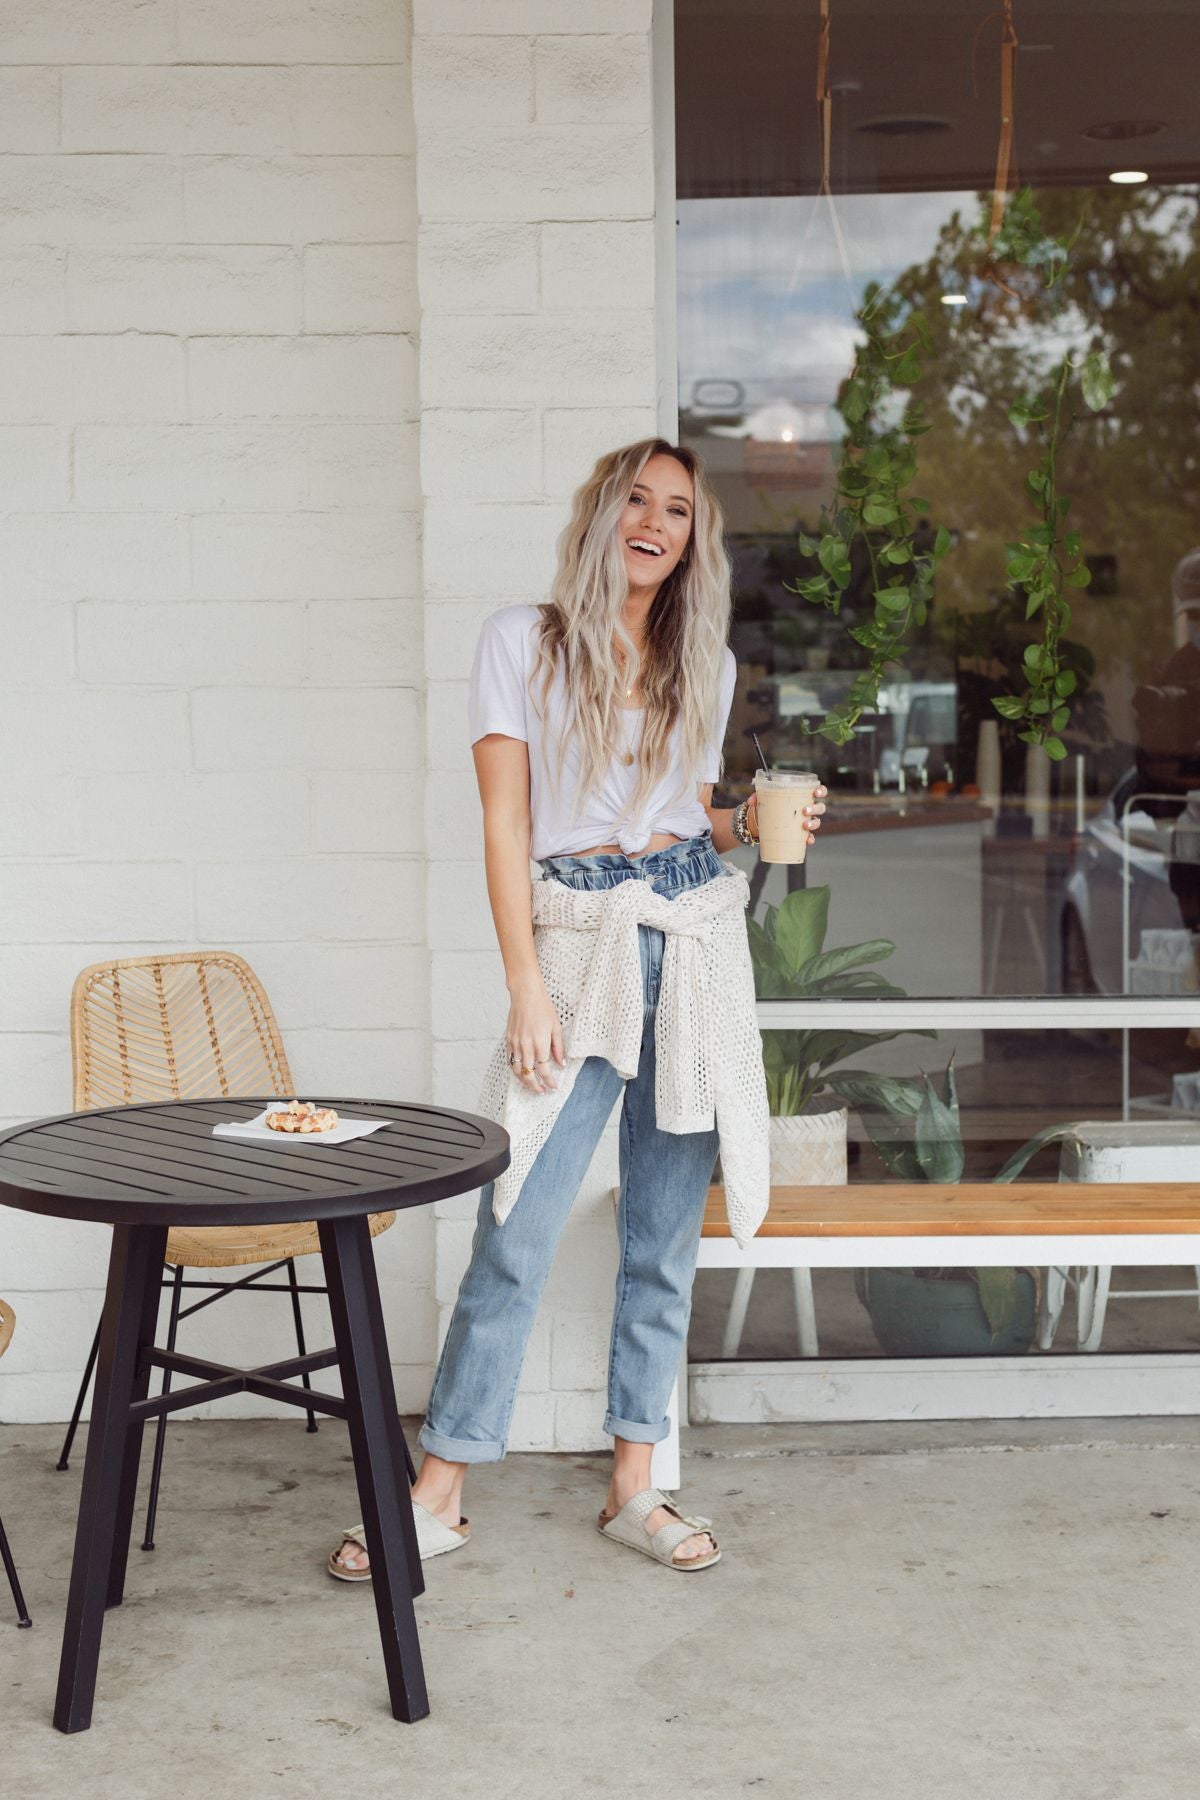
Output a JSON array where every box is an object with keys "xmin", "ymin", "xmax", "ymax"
[
  {"xmin": 747, "ymin": 783, "xmax": 829, "ymax": 849},
  {"xmin": 505, "ymin": 971, "xmax": 566, "ymax": 1094}
]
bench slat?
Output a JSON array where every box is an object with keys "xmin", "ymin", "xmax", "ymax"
[{"xmin": 702, "ymin": 1182, "xmax": 1200, "ymax": 1238}]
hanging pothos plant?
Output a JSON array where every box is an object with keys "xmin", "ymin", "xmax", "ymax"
[
  {"xmin": 987, "ymin": 187, "xmax": 1116, "ymax": 760},
  {"xmin": 786, "ymin": 282, "xmax": 952, "ymax": 746}
]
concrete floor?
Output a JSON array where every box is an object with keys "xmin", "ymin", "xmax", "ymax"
[{"xmin": 3, "ymin": 1417, "xmax": 1200, "ymax": 1799}]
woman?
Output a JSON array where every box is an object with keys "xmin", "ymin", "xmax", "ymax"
[{"xmin": 329, "ymin": 438, "xmax": 826, "ymax": 1578}]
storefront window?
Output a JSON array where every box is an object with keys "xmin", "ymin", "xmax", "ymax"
[{"xmin": 675, "ymin": 1, "xmax": 1200, "ymax": 1378}]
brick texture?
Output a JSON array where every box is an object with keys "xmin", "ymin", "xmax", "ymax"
[
  {"xmin": 1, "ymin": 0, "xmax": 664, "ymax": 1451},
  {"xmin": 413, "ymin": 0, "xmax": 660, "ymax": 1452},
  {"xmin": 0, "ymin": 0, "xmax": 426, "ymax": 1423}
]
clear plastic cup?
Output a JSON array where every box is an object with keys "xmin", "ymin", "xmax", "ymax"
[{"xmin": 753, "ymin": 769, "xmax": 820, "ymax": 864}]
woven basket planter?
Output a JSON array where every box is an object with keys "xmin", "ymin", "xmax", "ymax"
[{"xmin": 768, "ymin": 1105, "xmax": 848, "ymax": 1186}]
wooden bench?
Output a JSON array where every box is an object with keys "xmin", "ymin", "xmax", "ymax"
[{"xmin": 648, "ymin": 1179, "xmax": 1200, "ymax": 1490}]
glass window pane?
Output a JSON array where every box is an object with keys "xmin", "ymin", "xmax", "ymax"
[
  {"xmin": 690, "ymin": 1024, "xmax": 1200, "ymax": 1360},
  {"xmin": 675, "ymin": 2, "xmax": 1200, "ymax": 1002}
]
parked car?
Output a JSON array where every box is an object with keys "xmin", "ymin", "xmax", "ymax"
[{"xmin": 1059, "ymin": 766, "xmax": 1197, "ymax": 994}]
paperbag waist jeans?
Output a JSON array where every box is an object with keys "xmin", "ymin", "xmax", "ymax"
[{"xmin": 418, "ymin": 831, "xmax": 729, "ymax": 1462}]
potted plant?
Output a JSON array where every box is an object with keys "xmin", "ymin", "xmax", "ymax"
[
  {"xmin": 746, "ymin": 885, "xmax": 933, "ymax": 1185},
  {"xmin": 837, "ymin": 1058, "xmax": 1068, "ymax": 1353}
]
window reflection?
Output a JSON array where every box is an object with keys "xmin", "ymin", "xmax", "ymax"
[{"xmin": 676, "ymin": 4, "xmax": 1200, "ymax": 1004}]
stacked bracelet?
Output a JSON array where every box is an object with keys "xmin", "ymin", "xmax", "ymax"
[{"xmin": 731, "ymin": 797, "xmax": 759, "ymax": 847}]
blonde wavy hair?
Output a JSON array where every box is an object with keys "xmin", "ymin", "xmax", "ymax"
[{"xmin": 528, "ymin": 438, "xmax": 732, "ymax": 828}]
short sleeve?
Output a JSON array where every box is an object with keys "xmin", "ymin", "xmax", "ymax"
[
  {"xmin": 468, "ymin": 610, "xmax": 531, "ymax": 746},
  {"xmin": 699, "ymin": 648, "xmax": 738, "ymax": 781}
]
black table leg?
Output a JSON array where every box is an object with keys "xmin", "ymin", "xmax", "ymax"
[
  {"xmin": 54, "ymin": 1223, "xmax": 167, "ymax": 1734},
  {"xmin": 318, "ymin": 1215, "xmax": 429, "ymax": 1725}
]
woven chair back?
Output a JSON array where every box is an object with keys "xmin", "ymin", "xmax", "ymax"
[
  {"xmin": 70, "ymin": 952, "xmax": 293, "ymax": 1111},
  {"xmin": 0, "ymin": 1298, "xmax": 14, "ymax": 1361}
]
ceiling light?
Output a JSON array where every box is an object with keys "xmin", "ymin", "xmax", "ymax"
[
  {"xmin": 940, "ymin": 294, "xmax": 968, "ymax": 306},
  {"xmin": 1109, "ymin": 169, "xmax": 1148, "ymax": 184},
  {"xmin": 1084, "ymin": 119, "xmax": 1165, "ymax": 141},
  {"xmin": 856, "ymin": 115, "xmax": 951, "ymax": 138}
]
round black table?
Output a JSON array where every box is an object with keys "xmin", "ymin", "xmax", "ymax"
[{"xmin": 0, "ymin": 1096, "xmax": 509, "ymax": 1734}]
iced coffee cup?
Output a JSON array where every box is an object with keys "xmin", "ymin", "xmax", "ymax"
[{"xmin": 753, "ymin": 769, "xmax": 821, "ymax": 864}]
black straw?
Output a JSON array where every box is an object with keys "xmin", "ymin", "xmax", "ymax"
[{"xmin": 752, "ymin": 732, "xmax": 769, "ymax": 773}]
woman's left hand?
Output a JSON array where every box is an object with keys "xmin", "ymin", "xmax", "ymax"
[{"xmin": 747, "ymin": 783, "xmax": 829, "ymax": 848}]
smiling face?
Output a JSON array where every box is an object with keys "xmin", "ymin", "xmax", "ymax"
[{"xmin": 618, "ymin": 453, "xmax": 695, "ymax": 595}]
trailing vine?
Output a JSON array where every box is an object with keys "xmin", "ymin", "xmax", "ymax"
[
  {"xmin": 787, "ymin": 283, "xmax": 951, "ymax": 746},
  {"xmin": 988, "ymin": 188, "xmax": 1115, "ymax": 758}
]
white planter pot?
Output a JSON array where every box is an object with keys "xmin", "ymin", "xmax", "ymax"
[{"xmin": 768, "ymin": 1106, "xmax": 848, "ymax": 1185}]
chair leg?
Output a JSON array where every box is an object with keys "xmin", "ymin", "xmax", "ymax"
[
  {"xmin": 1077, "ymin": 1264, "xmax": 1112, "ymax": 1354},
  {"xmin": 57, "ymin": 1317, "xmax": 102, "ymax": 1472},
  {"xmin": 0, "ymin": 1511, "xmax": 32, "ymax": 1628},
  {"xmin": 1038, "ymin": 1265, "xmax": 1068, "ymax": 1350},
  {"xmin": 141, "ymin": 1264, "xmax": 183, "ymax": 1552},
  {"xmin": 721, "ymin": 1267, "xmax": 756, "ymax": 1357},
  {"xmin": 286, "ymin": 1257, "xmax": 319, "ymax": 1434},
  {"xmin": 791, "ymin": 1267, "xmax": 819, "ymax": 1357}
]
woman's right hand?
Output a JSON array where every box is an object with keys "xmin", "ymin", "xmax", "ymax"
[{"xmin": 505, "ymin": 972, "xmax": 566, "ymax": 1094}]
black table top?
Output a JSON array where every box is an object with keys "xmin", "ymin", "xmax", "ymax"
[{"xmin": 0, "ymin": 1098, "xmax": 510, "ymax": 1228}]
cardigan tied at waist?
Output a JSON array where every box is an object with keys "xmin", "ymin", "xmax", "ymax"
[{"xmin": 476, "ymin": 862, "xmax": 770, "ymax": 1250}]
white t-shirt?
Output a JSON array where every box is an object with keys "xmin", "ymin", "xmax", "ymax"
[{"xmin": 467, "ymin": 602, "xmax": 738, "ymax": 861}]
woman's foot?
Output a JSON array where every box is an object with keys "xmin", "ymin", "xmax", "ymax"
[
  {"xmin": 600, "ymin": 1479, "xmax": 715, "ymax": 1561},
  {"xmin": 330, "ymin": 1454, "xmax": 467, "ymax": 1576}
]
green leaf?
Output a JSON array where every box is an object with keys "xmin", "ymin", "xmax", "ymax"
[
  {"xmin": 1063, "ymin": 530, "xmax": 1081, "ymax": 557},
  {"xmin": 793, "ymin": 939, "xmax": 897, "ymax": 987},
  {"xmin": 824, "ymin": 1072, "xmax": 926, "ymax": 1117},
  {"xmin": 1066, "ymin": 564, "xmax": 1091, "ymax": 587},
  {"xmin": 1054, "ymin": 669, "xmax": 1077, "ymax": 697},
  {"xmin": 992, "ymin": 695, "xmax": 1026, "ymax": 720},
  {"xmin": 913, "ymin": 1061, "xmax": 965, "ymax": 1184},
  {"xmin": 772, "ymin": 886, "xmax": 830, "ymax": 979},
  {"xmin": 841, "ymin": 380, "xmax": 869, "ymax": 423},
  {"xmin": 994, "ymin": 1122, "xmax": 1075, "ymax": 1183},
  {"xmin": 933, "ymin": 524, "xmax": 952, "ymax": 559},
  {"xmin": 874, "ymin": 587, "xmax": 911, "ymax": 612},
  {"xmin": 863, "ymin": 499, "xmax": 900, "ymax": 526},
  {"xmin": 1051, "ymin": 705, "xmax": 1071, "ymax": 731},
  {"xmin": 796, "ymin": 532, "xmax": 818, "ymax": 556},
  {"xmin": 1044, "ymin": 735, "xmax": 1068, "ymax": 760},
  {"xmin": 891, "ymin": 346, "xmax": 921, "ymax": 385},
  {"xmin": 1080, "ymin": 350, "xmax": 1115, "ymax": 412}
]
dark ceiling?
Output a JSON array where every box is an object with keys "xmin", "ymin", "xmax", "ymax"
[{"xmin": 675, "ymin": 1, "xmax": 1200, "ymax": 196}]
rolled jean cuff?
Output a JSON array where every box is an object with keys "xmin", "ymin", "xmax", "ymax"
[
  {"xmin": 418, "ymin": 1422, "xmax": 505, "ymax": 1464},
  {"xmin": 604, "ymin": 1411, "xmax": 668, "ymax": 1445}
]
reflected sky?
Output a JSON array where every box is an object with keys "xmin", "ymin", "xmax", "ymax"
[{"xmin": 678, "ymin": 189, "xmax": 978, "ymax": 408}]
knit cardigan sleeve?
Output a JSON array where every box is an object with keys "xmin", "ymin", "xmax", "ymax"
[{"xmin": 476, "ymin": 866, "xmax": 770, "ymax": 1249}]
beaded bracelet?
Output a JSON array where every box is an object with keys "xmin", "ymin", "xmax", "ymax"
[{"xmin": 731, "ymin": 797, "xmax": 759, "ymax": 847}]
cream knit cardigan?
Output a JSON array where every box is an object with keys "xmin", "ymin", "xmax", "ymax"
[{"xmin": 476, "ymin": 862, "xmax": 770, "ymax": 1250}]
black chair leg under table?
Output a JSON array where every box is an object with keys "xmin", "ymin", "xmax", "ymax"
[
  {"xmin": 56, "ymin": 1317, "xmax": 101, "ymax": 1472},
  {"xmin": 1, "ymin": 1511, "xmax": 32, "ymax": 1627},
  {"xmin": 319, "ymin": 1214, "xmax": 429, "ymax": 1724},
  {"xmin": 54, "ymin": 1222, "xmax": 167, "ymax": 1734}
]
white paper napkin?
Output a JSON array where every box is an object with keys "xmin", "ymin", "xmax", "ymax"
[{"xmin": 213, "ymin": 1106, "xmax": 393, "ymax": 1147}]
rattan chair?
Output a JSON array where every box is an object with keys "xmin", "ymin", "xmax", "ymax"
[
  {"xmin": 0, "ymin": 1299, "xmax": 32, "ymax": 1626},
  {"xmin": 60, "ymin": 951, "xmax": 395, "ymax": 1550}
]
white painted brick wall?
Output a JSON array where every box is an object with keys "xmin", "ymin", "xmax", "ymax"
[
  {"xmin": 412, "ymin": 1, "xmax": 662, "ymax": 1452},
  {"xmin": 0, "ymin": 0, "xmax": 671, "ymax": 1456},
  {"xmin": 0, "ymin": 0, "xmax": 428, "ymax": 1423}
]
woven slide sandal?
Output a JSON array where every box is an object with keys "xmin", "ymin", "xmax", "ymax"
[
  {"xmin": 596, "ymin": 1486, "xmax": 721, "ymax": 1571},
  {"xmin": 327, "ymin": 1505, "xmax": 470, "ymax": 1582}
]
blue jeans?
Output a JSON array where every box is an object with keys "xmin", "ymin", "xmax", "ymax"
[{"xmin": 418, "ymin": 831, "xmax": 730, "ymax": 1462}]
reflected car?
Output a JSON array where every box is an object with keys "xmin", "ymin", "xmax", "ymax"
[
  {"xmin": 1060, "ymin": 766, "xmax": 1195, "ymax": 994},
  {"xmin": 878, "ymin": 682, "xmax": 957, "ymax": 786}
]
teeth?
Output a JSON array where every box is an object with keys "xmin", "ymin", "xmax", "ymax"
[{"xmin": 628, "ymin": 539, "xmax": 663, "ymax": 555}]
